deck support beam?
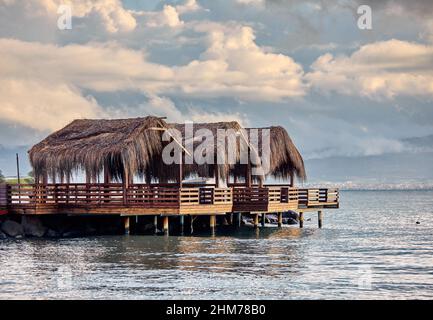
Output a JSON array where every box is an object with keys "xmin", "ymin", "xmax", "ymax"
[
  {"xmin": 318, "ymin": 211, "xmax": 323, "ymax": 228},
  {"xmin": 261, "ymin": 213, "xmax": 266, "ymax": 227},
  {"xmin": 299, "ymin": 211, "xmax": 304, "ymax": 228},
  {"xmin": 124, "ymin": 216, "xmax": 130, "ymax": 235},
  {"xmin": 163, "ymin": 216, "xmax": 169, "ymax": 235},
  {"xmin": 278, "ymin": 212, "xmax": 283, "ymax": 228}
]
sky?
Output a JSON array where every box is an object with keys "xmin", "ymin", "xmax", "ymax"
[{"xmin": 1, "ymin": 0, "xmax": 433, "ymax": 163}]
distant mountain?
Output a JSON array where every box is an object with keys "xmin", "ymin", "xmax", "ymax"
[
  {"xmin": 305, "ymin": 151, "xmax": 433, "ymax": 183},
  {"xmin": 402, "ymin": 134, "xmax": 433, "ymax": 151}
]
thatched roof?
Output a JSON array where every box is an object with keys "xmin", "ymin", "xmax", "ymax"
[
  {"xmin": 29, "ymin": 116, "xmax": 306, "ymax": 183},
  {"xmin": 244, "ymin": 126, "xmax": 306, "ymax": 182},
  {"xmin": 169, "ymin": 121, "xmax": 244, "ymax": 181},
  {"xmin": 29, "ymin": 116, "xmax": 167, "ymax": 182},
  {"xmin": 170, "ymin": 122, "xmax": 306, "ymax": 182}
]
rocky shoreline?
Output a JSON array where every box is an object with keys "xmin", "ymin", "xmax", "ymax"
[
  {"xmin": 0, "ymin": 211, "xmax": 300, "ymax": 239},
  {"xmin": 0, "ymin": 215, "xmax": 124, "ymax": 239}
]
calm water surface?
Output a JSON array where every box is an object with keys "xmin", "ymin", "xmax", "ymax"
[{"xmin": 1, "ymin": 190, "xmax": 432, "ymax": 299}]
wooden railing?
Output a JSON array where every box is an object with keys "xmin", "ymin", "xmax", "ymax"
[
  {"xmin": 6, "ymin": 184, "xmax": 235, "ymax": 207},
  {"xmin": 0, "ymin": 183, "xmax": 7, "ymax": 214},
  {"xmin": 6, "ymin": 183, "xmax": 338, "ymax": 213}
]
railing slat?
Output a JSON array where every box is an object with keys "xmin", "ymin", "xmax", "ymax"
[{"xmin": 6, "ymin": 183, "xmax": 338, "ymax": 211}]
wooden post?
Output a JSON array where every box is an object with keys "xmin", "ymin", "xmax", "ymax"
[
  {"xmin": 104, "ymin": 162, "xmax": 111, "ymax": 184},
  {"xmin": 123, "ymin": 170, "xmax": 129, "ymax": 205},
  {"xmin": 179, "ymin": 215, "xmax": 185, "ymax": 234},
  {"xmin": 163, "ymin": 216, "xmax": 169, "ymax": 235},
  {"xmin": 261, "ymin": 213, "xmax": 266, "ymax": 227},
  {"xmin": 246, "ymin": 163, "xmax": 252, "ymax": 188},
  {"xmin": 178, "ymin": 153, "xmax": 183, "ymax": 187},
  {"xmin": 278, "ymin": 212, "xmax": 283, "ymax": 228},
  {"xmin": 236, "ymin": 212, "xmax": 242, "ymax": 228},
  {"xmin": 253, "ymin": 214, "xmax": 259, "ymax": 228},
  {"xmin": 124, "ymin": 216, "xmax": 130, "ymax": 235},
  {"xmin": 210, "ymin": 215, "xmax": 216, "ymax": 234},
  {"xmin": 290, "ymin": 172, "xmax": 294, "ymax": 187},
  {"xmin": 318, "ymin": 211, "xmax": 323, "ymax": 229},
  {"xmin": 16, "ymin": 153, "xmax": 20, "ymax": 185},
  {"xmin": 41, "ymin": 173, "xmax": 48, "ymax": 204},
  {"xmin": 214, "ymin": 165, "xmax": 219, "ymax": 187},
  {"xmin": 299, "ymin": 211, "xmax": 304, "ymax": 228},
  {"xmin": 190, "ymin": 215, "xmax": 194, "ymax": 234},
  {"xmin": 258, "ymin": 177, "xmax": 264, "ymax": 188},
  {"xmin": 153, "ymin": 215, "xmax": 158, "ymax": 234}
]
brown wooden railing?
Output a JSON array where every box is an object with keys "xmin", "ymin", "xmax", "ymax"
[
  {"xmin": 0, "ymin": 183, "xmax": 7, "ymax": 214},
  {"xmin": 6, "ymin": 183, "xmax": 338, "ymax": 213}
]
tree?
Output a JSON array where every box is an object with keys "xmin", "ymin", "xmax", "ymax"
[{"xmin": 0, "ymin": 169, "xmax": 4, "ymax": 183}]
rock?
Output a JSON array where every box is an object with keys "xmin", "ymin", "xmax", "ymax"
[
  {"xmin": 22, "ymin": 216, "xmax": 47, "ymax": 238},
  {"xmin": 283, "ymin": 217, "xmax": 298, "ymax": 225},
  {"xmin": 62, "ymin": 231, "xmax": 82, "ymax": 238},
  {"xmin": 283, "ymin": 210, "xmax": 299, "ymax": 220},
  {"xmin": 1, "ymin": 220, "xmax": 24, "ymax": 238},
  {"xmin": 45, "ymin": 229, "xmax": 60, "ymax": 238},
  {"xmin": 221, "ymin": 217, "xmax": 230, "ymax": 226},
  {"xmin": 142, "ymin": 223, "xmax": 155, "ymax": 232},
  {"xmin": 84, "ymin": 224, "xmax": 97, "ymax": 235},
  {"xmin": 266, "ymin": 214, "xmax": 278, "ymax": 224},
  {"xmin": 0, "ymin": 230, "xmax": 7, "ymax": 239}
]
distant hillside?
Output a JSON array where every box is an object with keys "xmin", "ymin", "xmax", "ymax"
[
  {"xmin": 402, "ymin": 134, "xmax": 433, "ymax": 151},
  {"xmin": 305, "ymin": 151, "xmax": 433, "ymax": 183}
]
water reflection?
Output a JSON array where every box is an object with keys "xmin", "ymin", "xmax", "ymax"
[{"xmin": 1, "ymin": 191, "xmax": 433, "ymax": 299}]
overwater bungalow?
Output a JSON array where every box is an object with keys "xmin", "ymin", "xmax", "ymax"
[{"xmin": 0, "ymin": 116, "xmax": 338, "ymax": 234}]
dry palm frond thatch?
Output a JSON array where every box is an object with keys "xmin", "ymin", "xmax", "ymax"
[{"xmin": 29, "ymin": 116, "xmax": 306, "ymax": 184}]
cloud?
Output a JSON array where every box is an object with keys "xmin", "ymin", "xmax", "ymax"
[
  {"xmin": 0, "ymin": 23, "xmax": 307, "ymax": 99},
  {"xmin": 0, "ymin": 38, "xmax": 173, "ymax": 92},
  {"xmin": 174, "ymin": 23, "xmax": 307, "ymax": 100},
  {"xmin": 137, "ymin": 5, "xmax": 184, "ymax": 28},
  {"xmin": 175, "ymin": 0, "xmax": 203, "ymax": 14},
  {"xmin": 0, "ymin": 0, "xmax": 137, "ymax": 33},
  {"xmin": 0, "ymin": 79, "xmax": 103, "ymax": 131},
  {"xmin": 307, "ymin": 39, "xmax": 433, "ymax": 99},
  {"xmin": 236, "ymin": 0, "xmax": 265, "ymax": 7}
]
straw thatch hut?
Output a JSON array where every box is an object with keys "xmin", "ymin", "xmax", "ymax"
[
  {"xmin": 170, "ymin": 122, "xmax": 306, "ymax": 186},
  {"xmin": 29, "ymin": 116, "xmax": 306, "ymax": 186},
  {"xmin": 29, "ymin": 116, "xmax": 168, "ymax": 183}
]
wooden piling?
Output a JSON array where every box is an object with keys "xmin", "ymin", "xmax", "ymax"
[
  {"xmin": 278, "ymin": 212, "xmax": 283, "ymax": 227},
  {"xmin": 318, "ymin": 211, "xmax": 323, "ymax": 228},
  {"xmin": 179, "ymin": 215, "xmax": 185, "ymax": 234},
  {"xmin": 163, "ymin": 216, "xmax": 169, "ymax": 235},
  {"xmin": 237, "ymin": 212, "xmax": 242, "ymax": 227},
  {"xmin": 299, "ymin": 211, "xmax": 304, "ymax": 228},
  {"xmin": 261, "ymin": 213, "xmax": 266, "ymax": 227},
  {"xmin": 190, "ymin": 215, "xmax": 194, "ymax": 234},
  {"xmin": 210, "ymin": 215, "xmax": 216, "ymax": 234},
  {"xmin": 153, "ymin": 215, "xmax": 158, "ymax": 234},
  {"xmin": 253, "ymin": 214, "xmax": 259, "ymax": 228},
  {"xmin": 124, "ymin": 216, "xmax": 130, "ymax": 235}
]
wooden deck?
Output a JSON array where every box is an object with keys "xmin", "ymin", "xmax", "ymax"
[{"xmin": 4, "ymin": 183, "xmax": 339, "ymax": 216}]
